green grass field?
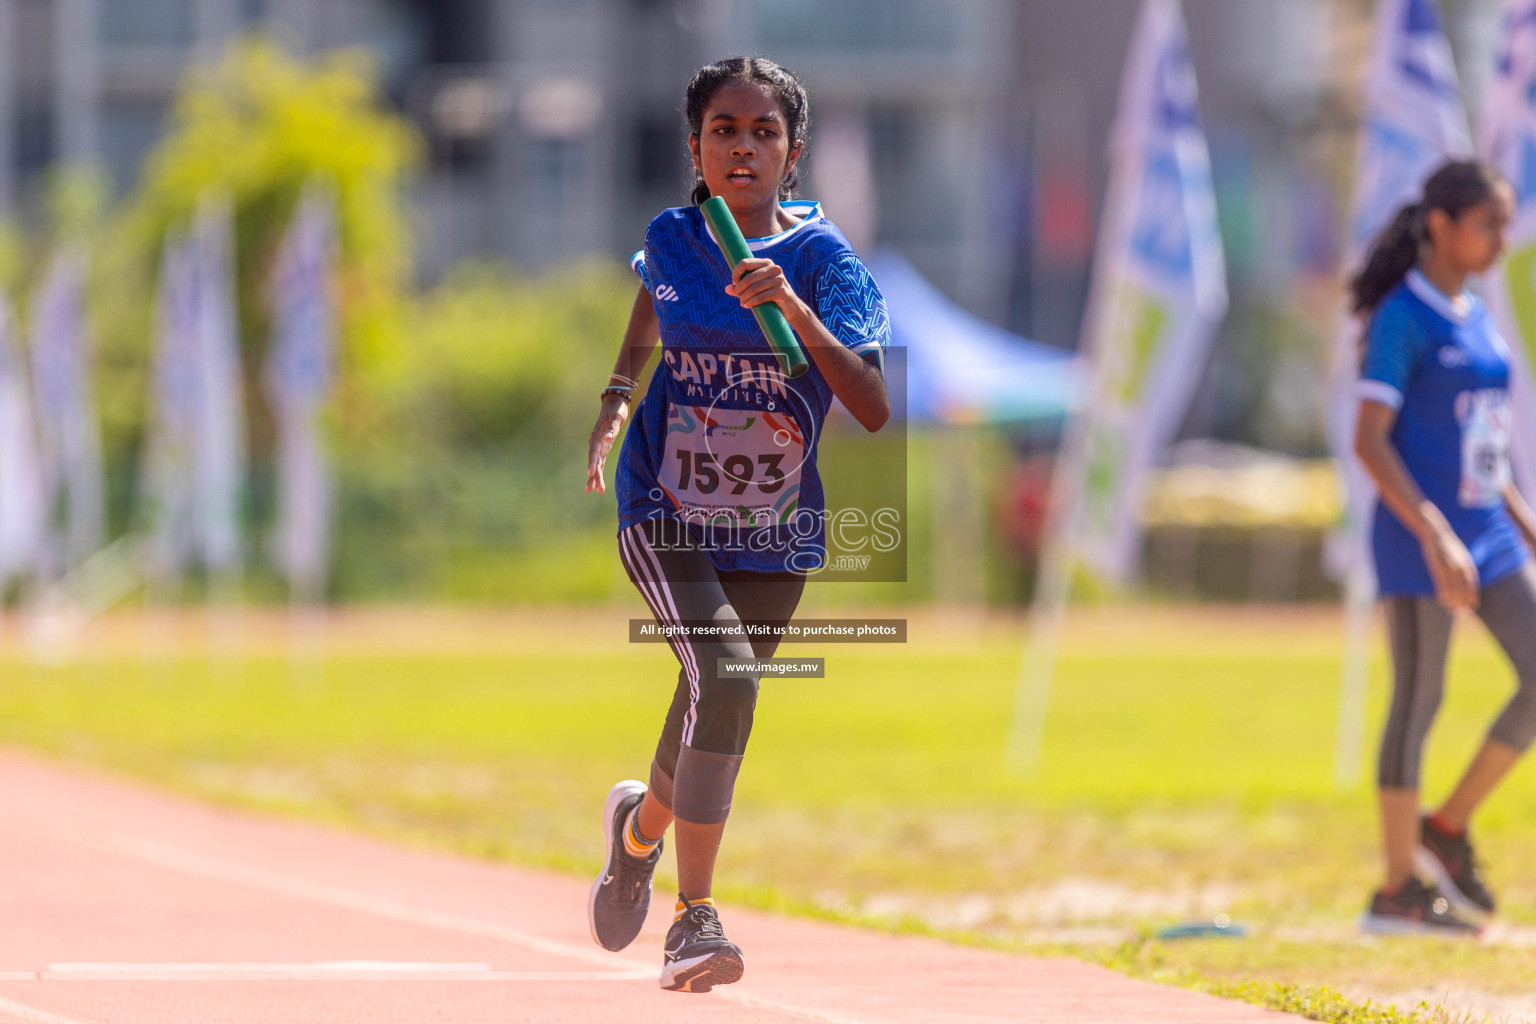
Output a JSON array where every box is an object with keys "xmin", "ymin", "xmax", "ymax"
[{"xmin": 1, "ymin": 605, "xmax": 1533, "ymax": 1023}]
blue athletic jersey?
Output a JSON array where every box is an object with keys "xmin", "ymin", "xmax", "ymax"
[
  {"xmin": 614, "ymin": 201, "xmax": 889, "ymax": 574},
  {"xmin": 1359, "ymin": 269, "xmax": 1530, "ymax": 596}
]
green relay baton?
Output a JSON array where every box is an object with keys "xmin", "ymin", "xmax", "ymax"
[{"xmin": 700, "ymin": 195, "xmax": 809, "ymax": 379}]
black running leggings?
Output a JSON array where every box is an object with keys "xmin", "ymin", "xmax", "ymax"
[
  {"xmin": 618, "ymin": 518, "xmax": 804, "ymax": 825},
  {"xmin": 1379, "ymin": 562, "xmax": 1536, "ymax": 789}
]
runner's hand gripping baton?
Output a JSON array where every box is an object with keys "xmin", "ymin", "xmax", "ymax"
[{"xmin": 700, "ymin": 195, "xmax": 809, "ymax": 379}]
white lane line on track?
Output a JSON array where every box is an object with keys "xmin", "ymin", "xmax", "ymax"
[
  {"xmin": 0, "ymin": 966, "xmax": 656, "ymax": 982},
  {"xmin": 52, "ymin": 961, "xmax": 495, "ymax": 975},
  {"xmin": 0, "ymin": 993, "xmax": 94, "ymax": 1024},
  {"xmin": 717, "ymin": 992, "xmax": 879, "ymax": 1024},
  {"xmin": 23, "ymin": 818, "xmax": 641, "ymax": 972},
  {"xmin": 23, "ymin": 816, "xmax": 877, "ymax": 1024}
]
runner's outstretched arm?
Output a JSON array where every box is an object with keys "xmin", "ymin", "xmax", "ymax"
[{"xmin": 586, "ymin": 284, "xmax": 660, "ymax": 494}]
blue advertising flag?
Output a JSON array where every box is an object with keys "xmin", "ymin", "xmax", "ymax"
[
  {"xmin": 1328, "ymin": 0, "xmax": 1471, "ymax": 585},
  {"xmin": 1479, "ymin": 0, "xmax": 1536, "ymax": 503},
  {"xmin": 1072, "ymin": 0, "xmax": 1228, "ymax": 584}
]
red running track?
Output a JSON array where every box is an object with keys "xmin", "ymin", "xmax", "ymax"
[{"xmin": 0, "ymin": 749, "xmax": 1303, "ymax": 1024}]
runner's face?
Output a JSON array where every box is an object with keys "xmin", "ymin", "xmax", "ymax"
[
  {"xmin": 1439, "ymin": 182, "xmax": 1514, "ymax": 275},
  {"xmin": 690, "ymin": 81, "xmax": 800, "ymax": 211}
]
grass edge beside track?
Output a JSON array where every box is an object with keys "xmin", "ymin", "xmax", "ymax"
[
  {"xmin": 6, "ymin": 746, "xmax": 1432, "ymax": 1024},
  {"xmin": 703, "ymin": 881, "xmax": 1436, "ymax": 1024}
]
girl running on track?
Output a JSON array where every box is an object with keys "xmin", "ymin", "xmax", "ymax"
[
  {"xmin": 582, "ymin": 56, "xmax": 890, "ymax": 991},
  {"xmin": 1352, "ymin": 159, "xmax": 1536, "ymax": 935}
]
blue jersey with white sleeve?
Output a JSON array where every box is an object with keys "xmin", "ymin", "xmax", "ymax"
[
  {"xmin": 1359, "ymin": 269, "xmax": 1530, "ymax": 596},
  {"xmin": 614, "ymin": 201, "xmax": 889, "ymax": 574}
]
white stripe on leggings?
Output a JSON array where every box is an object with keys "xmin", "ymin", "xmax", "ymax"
[
  {"xmin": 620, "ymin": 528, "xmax": 701, "ymax": 747},
  {"xmin": 620, "ymin": 528, "xmax": 678, "ymax": 661},
  {"xmin": 624, "ymin": 526, "xmax": 702, "ymax": 746},
  {"xmin": 621, "ymin": 525, "xmax": 702, "ymax": 746}
]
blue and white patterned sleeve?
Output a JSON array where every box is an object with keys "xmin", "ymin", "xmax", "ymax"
[
  {"xmin": 1359, "ymin": 300, "xmax": 1428, "ymax": 410},
  {"xmin": 814, "ymin": 252, "xmax": 890, "ymax": 372},
  {"xmin": 630, "ymin": 249, "xmax": 651, "ymax": 294}
]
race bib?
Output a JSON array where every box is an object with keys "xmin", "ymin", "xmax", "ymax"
[
  {"xmin": 1455, "ymin": 388, "xmax": 1512, "ymax": 508},
  {"xmin": 659, "ymin": 403, "xmax": 804, "ymax": 527}
]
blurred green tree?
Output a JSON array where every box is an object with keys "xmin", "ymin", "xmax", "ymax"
[
  {"xmin": 36, "ymin": 36, "xmax": 641, "ymax": 601},
  {"xmin": 98, "ymin": 36, "xmax": 421, "ymax": 470},
  {"xmin": 333, "ymin": 260, "xmax": 635, "ymax": 602}
]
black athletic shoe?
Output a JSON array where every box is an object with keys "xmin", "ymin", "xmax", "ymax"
[
  {"xmin": 1417, "ymin": 815, "xmax": 1496, "ymax": 916},
  {"xmin": 1359, "ymin": 876, "xmax": 1481, "ymax": 936},
  {"xmin": 587, "ymin": 780, "xmax": 662, "ymax": 952},
  {"xmin": 659, "ymin": 896, "xmax": 744, "ymax": 993}
]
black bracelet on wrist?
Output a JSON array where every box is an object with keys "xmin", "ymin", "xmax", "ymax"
[{"xmin": 601, "ymin": 385, "xmax": 635, "ymax": 402}]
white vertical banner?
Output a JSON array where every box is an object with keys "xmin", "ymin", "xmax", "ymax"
[
  {"xmin": 191, "ymin": 194, "xmax": 246, "ymax": 580},
  {"xmin": 141, "ymin": 196, "xmax": 248, "ymax": 596},
  {"xmin": 1011, "ymin": 0, "xmax": 1226, "ymax": 768},
  {"xmin": 30, "ymin": 247, "xmax": 104, "ymax": 580},
  {"xmin": 0, "ymin": 298, "xmax": 44, "ymax": 583},
  {"xmin": 1327, "ymin": 0, "xmax": 1472, "ymax": 585},
  {"xmin": 264, "ymin": 183, "xmax": 336, "ymax": 602},
  {"xmin": 1479, "ymin": 0, "xmax": 1536, "ymax": 503},
  {"xmin": 1071, "ymin": 0, "xmax": 1228, "ymax": 584},
  {"xmin": 1327, "ymin": 0, "xmax": 1470, "ymax": 789},
  {"xmin": 142, "ymin": 230, "xmax": 199, "ymax": 588}
]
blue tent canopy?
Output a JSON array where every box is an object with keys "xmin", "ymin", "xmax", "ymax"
[{"xmin": 867, "ymin": 251, "xmax": 1082, "ymax": 425}]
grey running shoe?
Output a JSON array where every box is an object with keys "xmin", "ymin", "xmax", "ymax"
[
  {"xmin": 587, "ymin": 780, "xmax": 662, "ymax": 952},
  {"xmin": 659, "ymin": 895, "xmax": 744, "ymax": 993},
  {"xmin": 1416, "ymin": 815, "xmax": 1495, "ymax": 916},
  {"xmin": 1359, "ymin": 876, "xmax": 1480, "ymax": 937}
]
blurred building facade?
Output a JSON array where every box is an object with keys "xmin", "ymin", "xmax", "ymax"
[
  {"xmin": 0, "ymin": 0, "xmax": 1010, "ymax": 301},
  {"xmin": 403, "ymin": 0, "xmax": 1015, "ymax": 307},
  {"xmin": 0, "ymin": 0, "xmax": 422, "ymax": 217}
]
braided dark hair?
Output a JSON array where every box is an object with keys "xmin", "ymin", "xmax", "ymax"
[
  {"xmin": 684, "ymin": 56, "xmax": 810, "ymax": 206},
  {"xmin": 1350, "ymin": 159, "xmax": 1505, "ymax": 315}
]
